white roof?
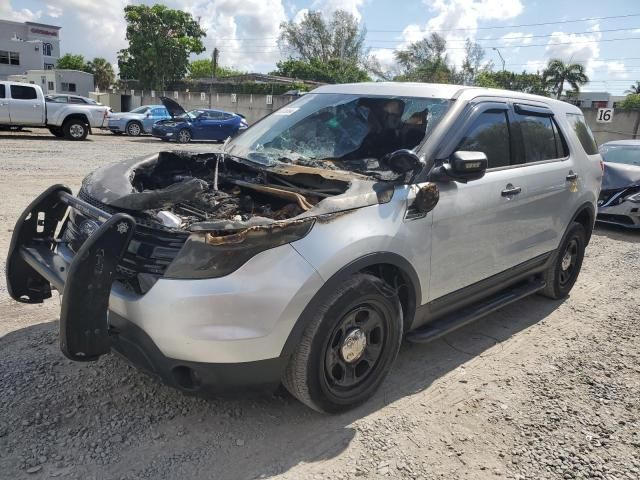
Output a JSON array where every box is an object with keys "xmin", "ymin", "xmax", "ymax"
[{"xmin": 311, "ymin": 82, "xmax": 582, "ymax": 113}]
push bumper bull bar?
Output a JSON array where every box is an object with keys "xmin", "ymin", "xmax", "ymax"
[{"xmin": 6, "ymin": 185, "xmax": 136, "ymax": 361}]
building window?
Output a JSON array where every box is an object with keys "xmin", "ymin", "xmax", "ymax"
[
  {"xmin": 0, "ymin": 50, "xmax": 20, "ymax": 65},
  {"xmin": 44, "ymin": 63, "xmax": 54, "ymax": 70},
  {"xmin": 48, "ymin": 81, "xmax": 54, "ymax": 90},
  {"xmin": 61, "ymin": 82, "xmax": 77, "ymax": 92},
  {"xmin": 43, "ymin": 43, "xmax": 53, "ymax": 56}
]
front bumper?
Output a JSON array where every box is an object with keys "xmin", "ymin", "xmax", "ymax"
[
  {"xmin": 6, "ymin": 186, "xmax": 324, "ymax": 391},
  {"xmin": 151, "ymin": 126, "xmax": 174, "ymax": 138},
  {"xmin": 597, "ymin": 202, "xmax": 640, "ymax": 228}
]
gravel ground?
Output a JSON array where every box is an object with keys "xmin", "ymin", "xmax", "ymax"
[{"xmin": 0, "ymin": 130, "xmax": 638, "ymax": 480}]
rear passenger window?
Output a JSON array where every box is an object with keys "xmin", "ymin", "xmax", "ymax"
[
  {"xmin": 10, "ymin": 85, "xmax": 37, "ymax": 100},
  {"xmin": 69, "ymin": 97, "xmax": 86, "ymax": 104},
  {"xmin": 566, "ymin": 114, "xmax": 598, "ymax": 155},
  {"xmin": 458, "ymin": 110, "xmax": 511, "ymax": 168},
  {"xmin": 516, "ymin": 114, "xmax": 568, "ymax": 162}
]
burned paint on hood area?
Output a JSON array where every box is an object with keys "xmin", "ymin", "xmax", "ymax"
[{"xmin": 80, "ymin": 150, "xmax": 395, "ymax": 233}]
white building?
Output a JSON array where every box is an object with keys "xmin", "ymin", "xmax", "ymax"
[
  {"xmin": 7, "ymin": 69, "xmax": 95, "ymax": 97},
  {"xmin": 0, "ymin": 19, "xmax": 61, "ymax": 80},
  {"xmin": 564, "ymin": 91, "xmax": 627, "ymax": 109}
]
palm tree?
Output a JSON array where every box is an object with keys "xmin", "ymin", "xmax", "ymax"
[
  {"xmin": 86, "ymin": 57, "xmax": 115, "ymax": 92},
  {"xmin": 625, "ymin": 81, "xmax": 640, "ymax": 95},
  {"xmin": 542, "ymin": 59, "xmax": 589, "ymax": 99}
]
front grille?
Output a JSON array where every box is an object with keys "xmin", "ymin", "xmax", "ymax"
[{"xmin": 65, "ymin": 190, "xmax": 189, "ymax": 291}]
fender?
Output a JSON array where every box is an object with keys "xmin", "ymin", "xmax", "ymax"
[
  {"xmin": 280, "ymin": 251, "xmax": 421, "ymax": 357},
  {"xmin": 570, "ymin": 201, "xmax": 596, "ymax": 244}
]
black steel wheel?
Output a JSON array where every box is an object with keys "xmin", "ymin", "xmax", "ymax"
[
  {"xmin": 540, "ymin": 222, "xmax": 586, "ymax": 299},
  {"xmin": 283, "ymin": 273, "xmax": 403, "ymax": 413}
]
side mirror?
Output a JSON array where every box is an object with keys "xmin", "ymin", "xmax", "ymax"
[
  {"xmin": 431, "ymin": 150, "xmax": 488, "ymax": 183},
  {"xmin": 145, "ymin": 112, "xmax": 151, "ymax": 118},
  {"xmin": 385, "ymin": 149, "xmax": 422, "ymax": 175}
]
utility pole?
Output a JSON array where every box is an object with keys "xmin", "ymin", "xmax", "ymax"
[
  {"xmin": 493, "ymin": 47, "xmax": 505, "ymax": 72},
  {"xmin": 209, "ymin": 47, "xmax": 218, "ymax": 108}
]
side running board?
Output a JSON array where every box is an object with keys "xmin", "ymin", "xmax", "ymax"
[{"xmin": 405, "ymin": 279, "xmax": 546, "ymax": 344}]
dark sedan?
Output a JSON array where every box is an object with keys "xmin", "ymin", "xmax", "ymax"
[{"xmin": 152, "ymin": 97, "xmax": 248, "ymax": 143}]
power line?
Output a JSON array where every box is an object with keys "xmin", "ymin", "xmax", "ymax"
[
  {"xmin": 209, "ymin": 12, "xmax": 640, "ymax": 40},
  {"xmin": 217, "ymin": 35, "xmax": 640, "ymax": 53},
  {"xmin": 213, "ymin": 26, "xmax": 639, "ymax": 45}
]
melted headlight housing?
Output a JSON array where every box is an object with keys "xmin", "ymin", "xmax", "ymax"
[{"xmin": 164, "ymin": 218, "xmax": 315, "ymax": 279}]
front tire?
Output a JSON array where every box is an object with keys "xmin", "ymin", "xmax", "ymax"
[
  {"xmin": 177, "ymin": 129, "xmax": 192, "ymax": 143},
  {"xmin": 126, "ymin": 121, "xmax": 142, "ymax": 136},
  {"xmin": 63, "ymin": 119, "xmax": 88, "ymax": 140},
  {"xmin": 540, "ymin": 222, "xmax": 586, "ymax": 299},
  {"xmin": 283, "ymin": 273, "xmax": 403, "ymax": 413}
]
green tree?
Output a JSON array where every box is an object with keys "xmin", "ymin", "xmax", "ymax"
[
  {"xmin": 625, "ymin": 81, "xmax": 640, "ymax": 95},
  {"xmin": 619, "ymin": 94, "xmax": 640, "ymax": 109},
  {"xmin": 86, "ymin": 57, "xmax": 115, "ymax": 91},
  {"xmin": 475, "ymin": 70, "xmax": 549, "ymax": 95},
  {"xmin": 393, "ymin": 33, "xmax": 452, "ymax": 83},
  {"xmin": 56, "ymin": 53, "xmax": 90, "ymax": 72},
  {"xmin": 542, "ymin": 59, "xmax": 588, "ymax": 99},
  {"xmin": 188, "ymin": 59, "xmax": 244, "ymax": 79},
  {"xmin": 279, "ymin": 10, "xmax": 368, "ymax": 64},
  {"xmin": 272, "ymin": 58, "xmax": 370, "ymax": 83},
  {"xmin": 277, "ymin": 9, "xmax": 371, "ymax": 83},
  {"xmin": 117, "ymin": 4, "xmax": 206, "ymax": 89}
]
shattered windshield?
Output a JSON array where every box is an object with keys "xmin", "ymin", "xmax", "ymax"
[{"xmin": 226, "ymin": 93, "xmax": 452, "ymax": 176}]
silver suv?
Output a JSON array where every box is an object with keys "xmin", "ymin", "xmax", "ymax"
[{"xmin": 7, "ymin": 83, "xmax": 603, "ymax": 413}]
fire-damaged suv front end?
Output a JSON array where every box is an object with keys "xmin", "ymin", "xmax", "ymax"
[{"xmin": 7, "ymin": 87, "xmax": 450, "ymax": 397}]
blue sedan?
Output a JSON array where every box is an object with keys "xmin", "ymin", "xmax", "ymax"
[
  {"xmin": 107, "ymin": 105, "xmax": 171, "ymax": 136},
  {"xmin": 152, "ymin": 96, "xmax": 248, "ymax": 143}
]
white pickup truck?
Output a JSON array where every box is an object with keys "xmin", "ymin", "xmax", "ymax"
[{"xmin": 0, "ymin": 81, "xmax": 109, "ymax": 140}]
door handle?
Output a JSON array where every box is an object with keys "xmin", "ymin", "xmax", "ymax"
[
  {"xmin": 566, "ymin": 173, "xmax": 578, "ymax": 181},
  {"xmin": 501, "ymin": 184, "xmax": 522, "ymax": 197}
]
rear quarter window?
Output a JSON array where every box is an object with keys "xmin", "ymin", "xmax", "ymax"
[
  {"xmin": 10, "ymin": 85, "xmax": 38, "ymax": 100},
  {"xmin": 566, "ymin": 113, "xmax": 598, "ymax": 155}
]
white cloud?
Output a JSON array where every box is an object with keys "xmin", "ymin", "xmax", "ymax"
[
  {"xmin": 184, "ymin": 0, "xmax": 287, "ymax": 72},
  {"xmin": 500, "ymin": 32, "xmax": 533, "ymax": 46},
  {"xmin": 0, "ymin": 0, "xmax": 41, "ymax": 22},
  {"xmin": 311, "ymin": 0, "xmax": 367, "ymax": 21},
  {"xmin": 398, "ymin": 0, "xmax": 524, "ymax": 66},
  {"xmin": 46, "ymin": 4, "xmax": 63, "ymax": 18},
  {"xmin": 545, "ymin": 28, "xmax": 601, "ymax": 66}
]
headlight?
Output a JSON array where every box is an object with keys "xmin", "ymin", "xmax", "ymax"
[
  {"xmin": 164, "ymin": 218, "xmax": 315, "ymax": 279},
  {"xmin": 626, "ymin": 192, "xmax": 640, "ymax": 203}
]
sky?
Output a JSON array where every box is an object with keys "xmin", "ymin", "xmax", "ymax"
[{"xmin": 2, "ymin": 0, "xmax": 640, "ymax": 94}]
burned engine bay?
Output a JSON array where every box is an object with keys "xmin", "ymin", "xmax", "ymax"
[{"xmin": 81, "ymin": 150, "xmax": 396, "ymax": 233}]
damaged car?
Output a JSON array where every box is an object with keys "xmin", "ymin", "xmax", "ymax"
[
  {"xmin": 597, "ymin": 140, "xmax": 640, "ymax": 228},
  {"xmin": 6, "ymin": 83, "xmax": 602, "ymax": 413},
  {"xmin": 151, "ymin": 97, "xmax": 248, "ymax": 143}
]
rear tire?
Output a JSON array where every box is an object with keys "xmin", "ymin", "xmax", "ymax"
[
  {"xmin": 126, "ymin": 121, "xmax": 142, "ymax": 136},
  {"xmin": 540, "ymin": 222, "xmax": 586, "ymax": 299},
  {"xmin": 283, "ymin": 273, "xmax": 403, "ymax": 413},
  {"xmin": 48, "ymin": 126, "xmax": 65, "ymax": 138},
  {"xmin": 63, "ymin": 119, "xmax": 88, "ymax": 141}
]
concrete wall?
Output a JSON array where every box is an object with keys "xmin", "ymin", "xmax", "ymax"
[
  {"xmin": 581, "ymin": 108, "xmax": 640, "ymax": 145},
  {"xmin": 111, "ymin": 90, "xmax": 296, "ymax": 124}
]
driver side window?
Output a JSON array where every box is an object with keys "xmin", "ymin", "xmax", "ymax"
[{"xmin": 458, "ymin": 110, "xmax": 512, "ymax": 168}]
